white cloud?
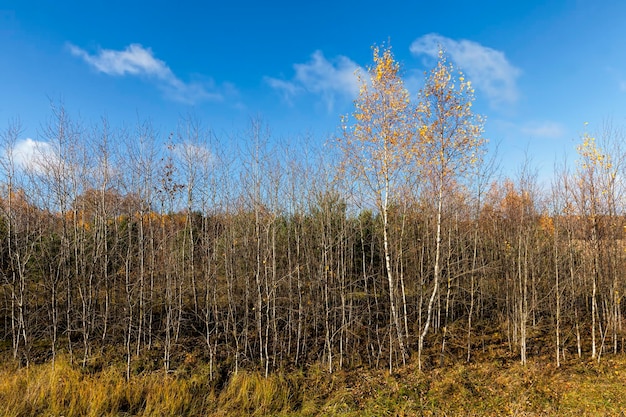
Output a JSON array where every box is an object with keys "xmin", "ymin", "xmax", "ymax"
[
  {"xmin": 265, "ymin": 78, "xmax": 302, "ymax": 100},
  {"xmin": 521, "ymin": 121, "xmax": 565, "ymax": 139},
  {"xmin": 11, "ymin": 138, "xmax": 57, "ymax": 173},
  {"xmin": 176, "ymin": 142, "xmax": 214, "ymax": 166},
  {"xmin": 68, "ymin": 43, "xmax": 171, "ymax": 78},
  {"xmin": 410, "ymin": 33, "xmax": 521, "ymax": 108},
  {"xmin": 68, "ymin": 43, "xmax": 224, "ymax": 104},
  {"xmin": 265, "ymin": 51, "xmax": 362, "ymax": 111}
]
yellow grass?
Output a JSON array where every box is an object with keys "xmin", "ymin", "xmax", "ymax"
[{"xmin": 1, "ymin": 354, "xmax": 626, "ymax": 416}]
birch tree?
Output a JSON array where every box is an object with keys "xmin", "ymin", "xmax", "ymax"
[
  {"xmin": 415, "ymin": 50, "xmax": 485, "ymax": 369},
  {"xmin": 339, "ymin": 44, "xmax": 412, "ymax": 370},
  {"xmin": 575, "ymin": 128, "xmax": 620, "ymax": 361}
]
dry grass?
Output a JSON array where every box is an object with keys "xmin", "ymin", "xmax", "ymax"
[
  {"xmin": 1, "ymin": 353, "xmax": 626, "ymax": 416},
  {"xmin": 214, "ymin": 370, "xmax": 301, "ymax": 416},
  {"xmin": 0, "ymin": 355, "xmax": 205, "ymax": 417}
]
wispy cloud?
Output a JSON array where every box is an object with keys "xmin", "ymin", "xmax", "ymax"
[
  {"xmin": 265, "ymin": 51, "xmax": 362, "ymax": 112},
  {"xmin": 521, "ymin": 121, "xmax": 566, "ymax": 139},
  {"xmin": 175, "ymin": 142, "xmax": 214, "ymax": 166},
  {"xmin": 68, "ymin": 43, "xmax": 226, "ymax": 104},
  {"xmin": 11, "ymin": 138, "xmax": 57, "ymax": 173},
  {"xmin": 410, "ymin": 33, "xmax": 521, "ymax": 108}
]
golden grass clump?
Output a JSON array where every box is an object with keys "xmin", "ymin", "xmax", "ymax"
[{"xmin": 216, "ymin": 370, "xmax": 303, "ymax": 416}]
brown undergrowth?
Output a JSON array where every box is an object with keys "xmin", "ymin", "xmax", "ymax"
[{"xmin": 1, "ymin": 351, "xmax": 626, "ymax": 416}]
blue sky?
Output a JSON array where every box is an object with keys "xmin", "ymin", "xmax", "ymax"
[{"xmin": 2, "ymin": 0, "xmax": 626, "ymax": 182}]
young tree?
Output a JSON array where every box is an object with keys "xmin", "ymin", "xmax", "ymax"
[
  {"xmin": 0, "ymin": 120, "xmax": 39, "ymax": 365},
  {"xmin": 574, "ymin": 127, "xmax": 621, "ymax": 362},
  {"xmin": 339, "ymin": 44, "xmax": 412, "ymax": 369},
  {"xmin": 415, "ymin": 50, "xmax": 486, "ymax": 369}
]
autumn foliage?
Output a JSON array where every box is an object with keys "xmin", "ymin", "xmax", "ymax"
[{"xmin": 1, "ymin": 44, "xmax": 626, "ymax": 416}]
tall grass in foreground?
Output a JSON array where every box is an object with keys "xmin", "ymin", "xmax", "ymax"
[
  {"xmin": 1, "ymin": 354, "xmax": 626, "ymax": 416},
  {"xmin": 0, "ymin": 356, "xmax": 202, "ymax": 416},
  {"xmin": 0, "ymin": 355, "xmax": 309, "ymax": 417}
]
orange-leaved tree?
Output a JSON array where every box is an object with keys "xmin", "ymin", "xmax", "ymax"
[
  {"xmin": 415, "ymin": 50, "xmax": 486, "ymax": 369},
  {"xmin": 338, "ymin": 43, "xmax": 413, "ymax": 370}
]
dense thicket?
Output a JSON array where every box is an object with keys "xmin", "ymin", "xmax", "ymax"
[{"xmin": 1, "ymin": 51, "xmax": 626, "ymax": 378}]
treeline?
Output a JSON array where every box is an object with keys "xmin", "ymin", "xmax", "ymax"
[{"xmin": 1, "ymin": 48, "xmax": 626, "ymax": 378}]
